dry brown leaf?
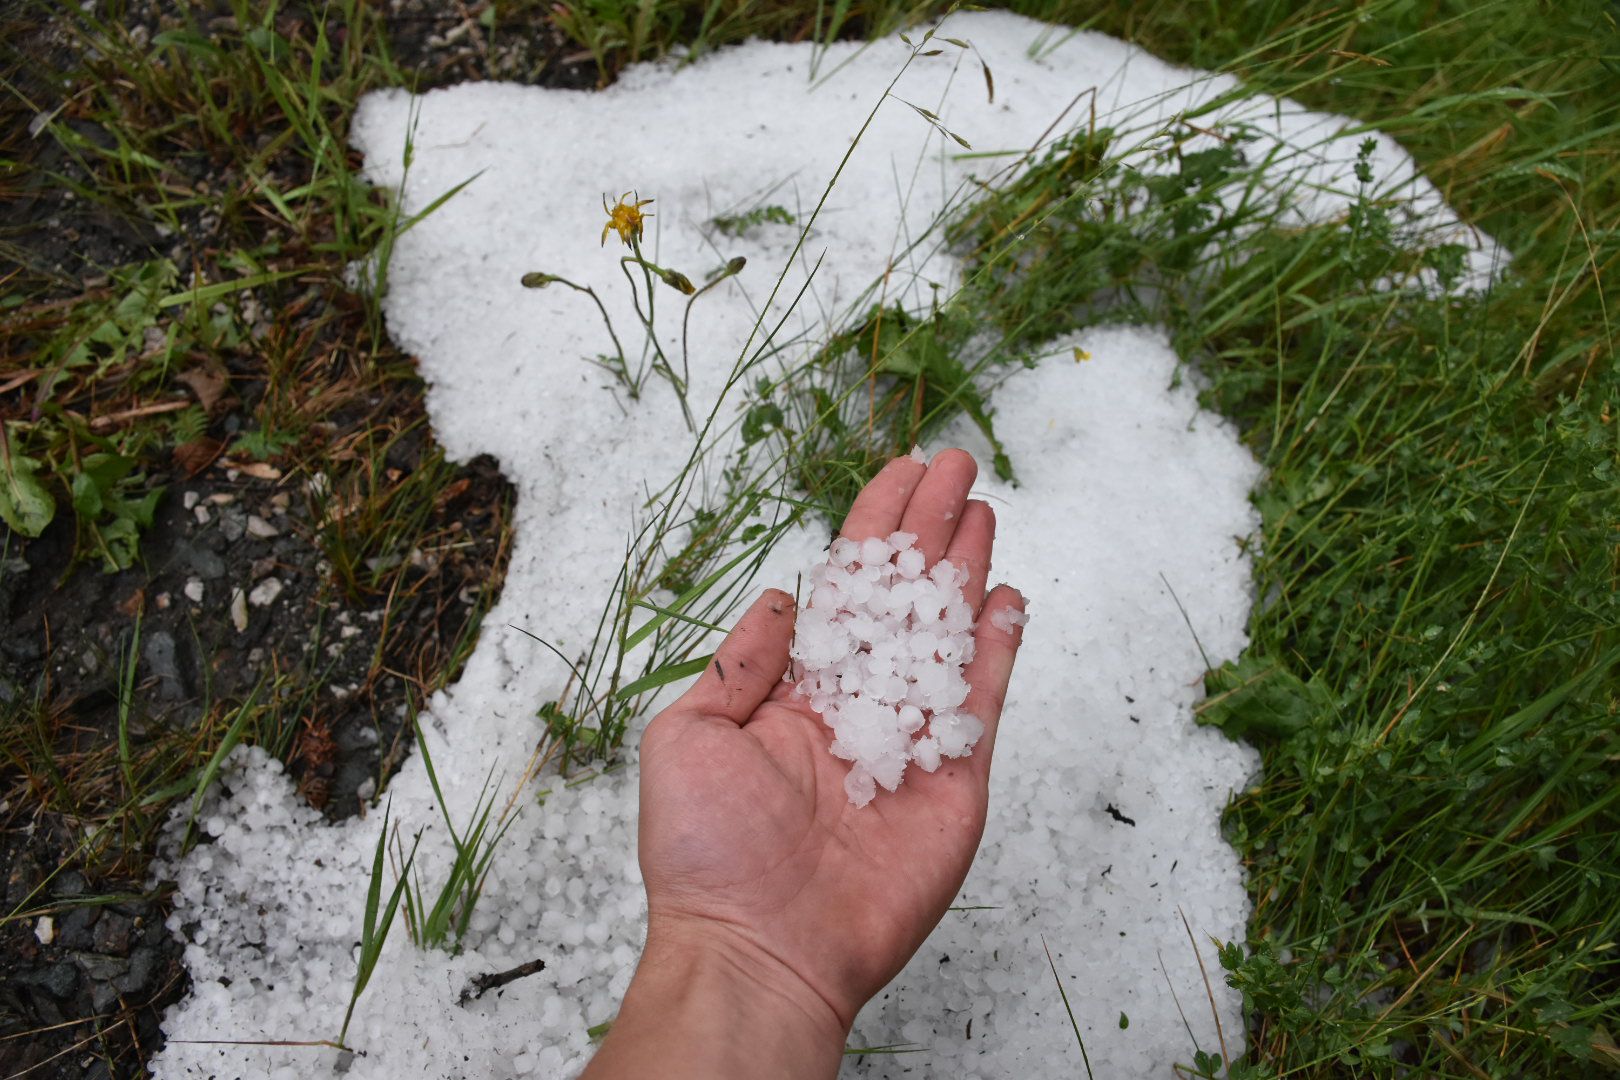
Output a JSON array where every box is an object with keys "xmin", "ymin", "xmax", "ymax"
[
  {"xmin": 232, "ymin": 461, "xmax": 283, "ymax": 481},
  {"xmin": 434, "ymin": 477, "xmax": 471, "ymax": 508},
  {"xmin": 118, "ymin": 588, "xmax": 145, "ymax": 618},
  {"xmin": 176, "ymin": 367, "xmax": 231, "ymax": 414},
  {"xmin": 173, "ymin": 437, "xmax": 224, "ymax": 477}
]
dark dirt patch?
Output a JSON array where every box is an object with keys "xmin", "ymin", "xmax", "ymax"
[
  {"xmin": 0, "ymin": 415, "xmax": 513, "ymax": 1079},
  {"xmin": 1, "ymin": 838, "xmax": 187, "ymax": 1080},
  {"xmin": 383, "ymin": 0, "xmax": 602, "ymax": 89}
]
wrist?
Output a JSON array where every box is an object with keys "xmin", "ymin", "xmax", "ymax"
[{"xmin": 584, "ymin": 913, "xmax": 849, "ymax": 1080}]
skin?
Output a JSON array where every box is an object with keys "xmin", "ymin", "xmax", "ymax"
[{"xmin": 581, "ymin": 448, "xmax": 1026, "ymax": 1079}]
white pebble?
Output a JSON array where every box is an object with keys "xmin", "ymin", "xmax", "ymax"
[
  {"xmin": 248, "ymin": 578, "xmax": 283, "ymax": 607},
  {"xmin": 246, "ymin": 514, "xmax": 280, "ymax": 539}
]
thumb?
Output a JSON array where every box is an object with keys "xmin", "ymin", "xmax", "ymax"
[{"xmin": 674, "ymin": 589, "xmax": 796, "ymax": 726}]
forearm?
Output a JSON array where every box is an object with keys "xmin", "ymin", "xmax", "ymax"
[{"xmin": 581, "ymin": 918, "xmax": 849, "ymax": 1080}]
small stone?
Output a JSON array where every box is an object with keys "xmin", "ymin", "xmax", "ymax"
[
  {"xmin": 183, "ymin": 578, "xmax": 205, "ymax": 603},
  {"xmin": 76, "ymin": 952, "xmax": 127, "ymax": 983},
  {"xmin": 182, "ymin": 490, "xmax": 200, "ymax": 510},
  {"xmin": 207, "ymin": 492, "xmax": 236, "ymax": 505},
  {"xmin": 230, "ymin": 588, "xmax": 249, "ymax": 632},
  {"xmin": 340, "ymin": 724, "xmax": 380, "ymax": 750},
  {"xmin": 36, "ymin": 961, "xmax": 79, "ymax": 999},
  {"xmin": 90, "ymin": 979, "xmax": 120, "ymax": 1014},
  {"xmin": 220, "ymin": 509, "xmax": 245, "ymax": 542},
  {"xmin": 117, "ymin": 947, "xmax": 159, "ymax": 995},
  {"xmin": 193, "ymin": 504, "xmax": 212, "ymax": 525},
  {"xmin": 246, "ymin": 514, "xmax": 279, "ymax": 539},
  {"xmin": 142, "ymin": 631, "xmax": 186, "ymax": 701},
  {"xmin": 355, "ymin": 777, "xmax": 376, "ymax": 801},
  {"xmin": 183, "ymin": 542, "xmax": 226, "ymax": 580},
  {"xmin": 34, "ymin": 915, "xmax": 54, "ymax": 945},
  {"xmin": 250, "ymin": 556, "xmax": 277, "ymax": 581},
  {"xmin": 57, "ymin": 904, "xmax": 98, "ymax": 948},
  {"xmin": 93, "ymin": 912, "xmax": 132, "ymax": 954},
  {"xmin": 269, "ymin": 492, "xmax": 290, "ymax": 511},
  {"xmin": 51, "ymin": 870, "xmax": 86, "ymax": 899},
  {"xmin": 249, "ymin": 578, "xmax": 283, "ymax": 607},
  {"xmin": 154, "ymin": 592, "xmax": 172, "ymax": 610}
]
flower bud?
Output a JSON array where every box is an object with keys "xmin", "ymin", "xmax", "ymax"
[{"xmin": 658, "ymin": 267, "xmax": 696, "ymax": 295}]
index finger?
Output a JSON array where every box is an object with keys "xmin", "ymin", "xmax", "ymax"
[{"xmin": 839, "ymin": 456, "xmax": 928, "ymax": 542}]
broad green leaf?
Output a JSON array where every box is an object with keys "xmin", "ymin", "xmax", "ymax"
[
  {"xmin": 71, "ymin": 470, "xmax": 105, "ymax": 520},
  {"xmin": 741, "ymin": 402, "xmax": 785, "ymax": 445},
  {"xmin": 0, "ymin": 453, "xmax": 55, "ymax": 537},
  {"xmin": 1196, "ymin": 654, "xmax": 1332, "ymax": 741}
]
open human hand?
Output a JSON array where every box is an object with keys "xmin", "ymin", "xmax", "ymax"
[{"xmin": 584, "ymin": 449, "xmax": 1025, "ymax": 1079}]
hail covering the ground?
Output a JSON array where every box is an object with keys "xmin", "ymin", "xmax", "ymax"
[{"xmin": 148, "ymin": 13, "xmax": 1494, "ymax": 1077}]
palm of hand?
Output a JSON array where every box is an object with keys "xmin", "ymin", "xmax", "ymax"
[
  {"xmin": 636, "ymin": 450, "xmax": 1024, "ymax": 1029},
  {"xmin": 640, "ymin": 691, "xmax": 987, "ymax": 1021}
]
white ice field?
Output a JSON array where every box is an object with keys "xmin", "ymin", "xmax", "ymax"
[{"xmin": 149, "ymin": 12, "xmax": 1495, "ymax": 1078}]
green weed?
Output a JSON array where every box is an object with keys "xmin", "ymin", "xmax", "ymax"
[
  {"xmin": 397, "ymin": 710, "xmax": 519, "ymax": 952},
  {"xmin": 341, "ymin": 799, "xmax": 419, "ymax": 1047}
]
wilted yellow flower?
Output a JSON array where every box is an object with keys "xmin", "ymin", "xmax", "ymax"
[
  {"xmin": 1072, "ymin": 346, "xmax": 1092, "ymax": 363},
  {"xmin": 601, "ymin": 191, "xmax": 653, "ymax": 247}
]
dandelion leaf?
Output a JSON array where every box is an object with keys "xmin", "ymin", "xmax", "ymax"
[
  {"xmin": 0, "ymin": 453, "xmax": 55, "ymax": 537},
  {"xmin": 1197, "ymin": 654, "xmax": 1331, "ymax": 741}
]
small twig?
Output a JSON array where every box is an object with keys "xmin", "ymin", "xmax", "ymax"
[
  {"xmin": 168, "ymin": 1038, "xmax": 350, "ymax": 1048},
  {"xmin": 0, "ymin": 370, "xmax": 41, "ymax": 395},
  {"xmin": 1160, "ymin": 572, "xmax": 1212, "ymax": 671},
  {"xmin": 458, "ymin": 957, "xmax": 547, "ymax": 1005},
  {"xmin": 1178, "ymin": 907, "xmax": 1229, "ymax": 1071},
  {"xmin": 87, "ymin": 398, "xmax": 191, "ymax": 432}
]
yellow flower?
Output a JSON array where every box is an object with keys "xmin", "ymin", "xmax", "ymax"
[
  {"xmin": 601, "ymin": 191, "xmax": 653, "ymax": 247},
  {"xmin": 1072, "ymin": 346, "xmax": 1092, "ymax": 363}
]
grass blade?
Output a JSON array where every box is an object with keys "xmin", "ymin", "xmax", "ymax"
[
  {"xmin": 1042, "ymin": 935, "xmax": 1094, "ymax": 1080},
  {"xmin": 613, "ymin": 654, "xmax": 712, "ymax": 700}
]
